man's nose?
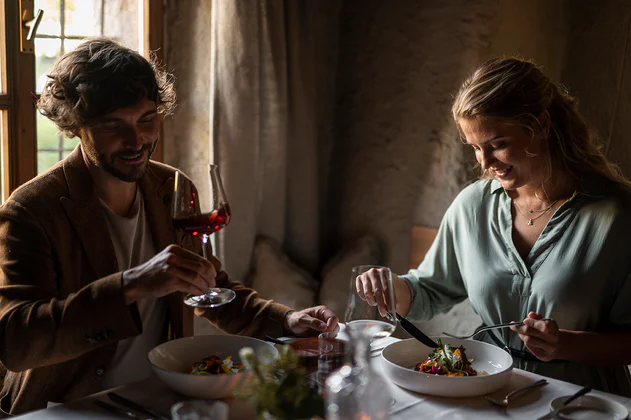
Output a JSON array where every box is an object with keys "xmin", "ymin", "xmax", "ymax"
[{"xmin": 122, "ymin": 126, "xmax": 145, "ymax": 149}]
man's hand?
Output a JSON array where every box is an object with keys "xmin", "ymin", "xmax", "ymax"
[
  {"xmin": 284, "ymin": 305, "xmax": 339, "ymax": 337},
  {"xmin": 122, "ymin": 244, "xmax": 217, "ymax": 304}
]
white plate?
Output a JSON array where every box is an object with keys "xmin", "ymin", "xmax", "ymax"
[
  {"xmin": 148, "ymin": 334, "xmax": 277, "ymax": 399},
  {"xmin": 381, "ymin": 337, "xmax": 513, "ymax": 397},
  {"xmin": 550, "ymin": 395, "xmax": 629, "ymax": 419}
]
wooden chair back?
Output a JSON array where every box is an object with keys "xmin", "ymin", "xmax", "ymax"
[{"xmin": 408, "ymin": 225, "xmax": 438, "ymax": 270}]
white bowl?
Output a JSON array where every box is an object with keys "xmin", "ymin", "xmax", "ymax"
[
  {"xmin": 381, "ymin": 337, "xmax": 513, "ymax": 397},
  {"xmin": 148, "ymin": 334, "xmax": 277, "ymax": 399}
]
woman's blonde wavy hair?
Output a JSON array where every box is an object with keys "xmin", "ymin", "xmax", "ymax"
[{"xmin": 451, "ymin": 57, "xmax": 631, "ymax": 188}]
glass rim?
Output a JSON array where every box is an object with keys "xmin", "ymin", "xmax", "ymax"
[
  {"xmin": 171, "ymin": 399, "xmax": 229, "ymax": 413},
  {"xmin": 351, "ymin": 265, "xmax": 391, "ymax": 273}
]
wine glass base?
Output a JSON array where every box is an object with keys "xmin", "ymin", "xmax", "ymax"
[{"xmin": 183, "ymin": 288, "xmax": 236, "ymax": 308}]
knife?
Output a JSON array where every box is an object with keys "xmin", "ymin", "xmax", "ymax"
[
  {"xmin": 93, "ymin": 400, "xmax": 140, "ymax": 419},
  {"xmin": 396, "ymin": 312, "xmax": 439, "ymax": 348},
  {"xmin": 536, "ymin": 385, "xmax": 592, "ymax": 420},
  {"xmin": 107, "ymin": 392, "xmax": 170, "ymax": 420}
]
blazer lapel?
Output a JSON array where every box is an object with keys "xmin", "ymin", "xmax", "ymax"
[{"xmin": 60, "ymin": 148, "xmax": 119, "ymax": 283}]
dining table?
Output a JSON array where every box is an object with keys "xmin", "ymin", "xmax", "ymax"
[{"xmin": 13, "ymin": 336, "xmax": 631, "ymax": 419}]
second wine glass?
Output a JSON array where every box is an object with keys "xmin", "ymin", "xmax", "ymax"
[
  {"xmin": 344, "ymin": 265, "xmax": 397, "ymax": 340},
  {"xmin": 172, "ymin": 164, "xmax": 235, "ymax": 308}
]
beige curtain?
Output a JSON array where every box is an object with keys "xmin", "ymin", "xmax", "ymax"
[{"xmin": 209, "ymin": 0, "xmax": 341, "ymax": 283}]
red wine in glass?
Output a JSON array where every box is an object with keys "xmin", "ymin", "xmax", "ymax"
[
  {"xmin": 173, "ymin": 165, "xmax": 236, "ymax": 308},
  {"xmin": 172, "ymin": 203, "xmax": 231, "ymax": 237}
]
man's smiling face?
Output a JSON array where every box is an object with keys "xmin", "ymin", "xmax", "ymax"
[{"xmin": 79, "ymin": 98, "xmax": 159, "ymax": 182}]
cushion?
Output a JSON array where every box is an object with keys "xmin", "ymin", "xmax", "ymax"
[
  {"xmin": 247, "ymin": 236, "xmax": 319, "ymax": 310},
  {"xmin": 318, "ymin": 236, "xmax": 382, "ymax": 319}
]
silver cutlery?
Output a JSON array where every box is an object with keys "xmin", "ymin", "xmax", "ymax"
[
  {"xmin": 442, "ymin": 318, "xmax": 552, "ymax": 340},
  {"xmin": 536, "ymin": 385, "xmax": 592, "ymax": 419},
  {"xmin": 485, "ymin": 379, "xmax": 548, "ymax": 408},
  {"xmin": 107, "ymin": 392, "xmax": 169, "ymax": 420},
  {"xmin": 93, "ymin": 400, "xmax": 141, "ymax": 419},
  {"xmin": 396, "ymin": 312, "xmax": 439, "ymax": 348}
]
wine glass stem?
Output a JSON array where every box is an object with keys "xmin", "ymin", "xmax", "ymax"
[{"xmin": 200, "ymin": 234, "xmax": 211, "ymax": 260}]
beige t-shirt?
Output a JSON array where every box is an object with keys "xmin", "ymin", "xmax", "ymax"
[{"xmin": 98, "ymin": 188, "xmax": 166, "ymax": 390}]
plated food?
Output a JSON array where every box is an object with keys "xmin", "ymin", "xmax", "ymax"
[
  {"xmin": 381, "ymin": 337, "xmax": 513, "ymax": 397},
  {"xmin": 187, "ymin": 354, "xmax": 244, "ymax": 375},
  {"xmin": 414, "ymin": 338, "xmax": 485, "ymax": 377},
  {"xmin": 148, "ymin": 335, "xmax": 277, "ymax": 399}
]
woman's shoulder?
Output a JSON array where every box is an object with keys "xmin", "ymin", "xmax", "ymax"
[
  {"xmin": 451, "ymin": 179, "xmax": 498, "ymax": 205},
  {"xmin": 577, "ymin": 176, "xmax": 631, "ymax": 223},
  {"xmin": 446, "ymin": 179, "xmax": 498, "ymax": 217}
]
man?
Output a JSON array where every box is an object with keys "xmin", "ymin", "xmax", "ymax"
[{"xmin": 0, "ymin": 38, "xmax": 338, "ymax": 415}]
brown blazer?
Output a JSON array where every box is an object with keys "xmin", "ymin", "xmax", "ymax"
[{"xmin": 0, "ymin": 147, "xmax": 291, "ymax": 415}]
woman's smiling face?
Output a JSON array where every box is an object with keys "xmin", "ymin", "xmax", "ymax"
[{"xmin": 458, "ymin": 118, "xmax": 548, "ymax": 191}]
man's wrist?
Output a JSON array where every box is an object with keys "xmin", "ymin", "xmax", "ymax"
[
  {"xmin": 121, "ymin": 270, "xmax": 138, "ymax": 305},
  {"xmin": 283, "ymin": 310, "xmax": 296, "ymax": 333}
]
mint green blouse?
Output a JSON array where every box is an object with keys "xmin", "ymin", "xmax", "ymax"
[{"xmin": 402, "ymin": 179, "xmax": 631, "ymax": 396}]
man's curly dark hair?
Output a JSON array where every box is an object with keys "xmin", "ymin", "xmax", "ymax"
[{"xmin": 37, "ymin": 37, "xmax": 176, "ymax": 137}]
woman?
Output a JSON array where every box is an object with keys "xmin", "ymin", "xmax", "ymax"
[{"xmin": 359, "ymin": 57, "xmax": 631, "ymax": 395}]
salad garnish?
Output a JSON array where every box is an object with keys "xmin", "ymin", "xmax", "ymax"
[
  {"xmin": 187, "ymin": 354, "xmax": 244, "ymax": 375},
  {"xmin": 414, "ymin": 338, "xmax": 482, "ymax": 376}
]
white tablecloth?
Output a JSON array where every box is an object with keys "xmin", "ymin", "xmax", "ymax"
[{"xmin": 14, "ymin": 337, "xmax": 631, "ymax": 419}]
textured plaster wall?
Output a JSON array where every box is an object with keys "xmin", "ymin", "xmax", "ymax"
[
  {"xmin": 561, "ymin": 1, "xmax": 631, "ymax": 176},
  {"xmin": 330, "ymin": 0, "xmax": 567, "ymax": 273}
]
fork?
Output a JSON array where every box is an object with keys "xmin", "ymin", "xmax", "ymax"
[
  {"xmin": 442, "ymin": 318, "xmax": 552, "ymax": 340},
  {"xmin": 485, "ymin": 379, "xmax": 548, "ymax": 408}
]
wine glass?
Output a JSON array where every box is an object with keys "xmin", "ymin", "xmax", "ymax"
[
  {"xmin": 172, "ymin": 164, "xmax": 236, "ymax": 308},
  {"xmin": 344, "ymin": 265, "xmax": 397, "ymax": 340},
  {"xmin": 344, "ymin": 265, "xmax": 397, "ymax": 407}
]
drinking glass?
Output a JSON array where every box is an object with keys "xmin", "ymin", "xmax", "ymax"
[
  {"xmin": 344, "ymin": 265, "xmax": 396, "ymax": 340},
  {"xmin": 315, "ymin": 331, "xmax": 348, "ymax": 394},
  {"xmin": 171, "ymin": 400, "xmax": 229, "ymax": 420},
  {"xmin": 339, "ymin": 265, "xmax": 397, "ymax": 408},
  {"xmin": 173, "ymin": 164, "xmax": 236, "ymax": 308}
]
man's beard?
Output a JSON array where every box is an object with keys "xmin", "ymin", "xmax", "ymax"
[{"xmin": 85, "ymin": 140, "xmax": 158, "ymax": 183}]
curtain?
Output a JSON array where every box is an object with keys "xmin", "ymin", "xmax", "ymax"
[{"xmin": 209, "ymin": 0, "xmax": 341, "ymax": 283}]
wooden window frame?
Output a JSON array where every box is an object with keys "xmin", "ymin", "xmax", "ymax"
[{"xmin": 2, "ymin": 0, "xmax": 164, "ymax": 195}]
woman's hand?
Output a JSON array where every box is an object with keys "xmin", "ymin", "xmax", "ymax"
[
  {"xmin": 355, "ymin": 267, "xmax": 395, "ymax": 317},
  {"xmin": 355, "ymin": 267, "xmax": 412, "ymax": 316},
  {"xmin": 284, "ymin": 305, "xmax": 339, "ymax": 337},
  {"xmin": 511, "ymin": 312, "xmax": 562, "ymax": 362}
]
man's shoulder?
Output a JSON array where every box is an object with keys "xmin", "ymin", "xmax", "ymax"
[
  {"xmin": 147, "ymin": 160, "xmax": 178, "ymax": 181},
  {"xmin": 5, "ymin": 162, "xmax": 69, "ymax": 210}
]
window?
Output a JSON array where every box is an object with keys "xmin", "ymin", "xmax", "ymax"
[{"xmin": 1, "ymin": 0, "xmax": 163, "ymax": 198}]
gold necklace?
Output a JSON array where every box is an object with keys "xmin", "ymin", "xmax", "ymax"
[
  {"xmin": 524, "ymin": 199, "xmax": 559, "ymax": 213},
  {"xmin": 513, "ymin": 199, "xmax": 557, "ymax": 226}
]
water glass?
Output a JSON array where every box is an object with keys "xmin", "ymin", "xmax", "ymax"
[
  {"xmin": 171, "ymin": 400, "xmax": 229, "ymax": 420},
  {"xmin": 317, "ymin": 332, "xmax": 347, "ymax": 377}
]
